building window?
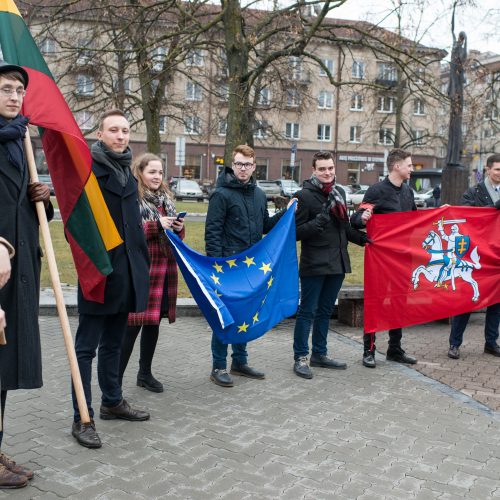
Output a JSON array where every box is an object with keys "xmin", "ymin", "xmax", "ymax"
[
  {"xmin": 184, "ymin": 116, "xmax": 201, "ymax": 135},
  {"xmin": 76, "ymin": 74, "xmax": 94, "ymax": 96},
  {"xmin": 151, "ymin": 47, "xmax": 167, "ymax": 71},
  {"xmin": 257, "ymin": 87, "xmax": 270, "ymax": 106},
  {"xmin": 411, "ymin": 129, "xmax": 425, "ymax": 146},
  {"xmin": 75, "ymin": 111, "xmax": 94, "ymax": 130},
  {"xmin": 377, "ymin": 96, "xmax": 394, "ymax": 113},
  {"xmin": 255, "ymin": 158, "xmax": 269, "ymax": 180},
  {"xmin": 352, "ymin": 60, "xmax": 365, "ymax": 79},
  {"xmin": 414, "ymin": 98, "xmax": 425, "ymax": 115},
  {"xmin": 317, "ymin": 90, "xmax": 333, "ymax": 109},
  {"xmin": 378, "ymin": 127, "xmax": 394, "ymax": 145},
  {"xmin": 288, "ymin": 56, "xmax": 303, "ymax": 80},
  {"xmin": 159, "ymin": 115, "xmax": 167, "ymax": 134},
  {"xmin": 286, "ymin": 88, "xmax": 301, "ymax": 107},
  {"xmin": 254, "ymin": 120, "xmax": 268, "ymax": 139},
  {"xmin": 317, "ymin": 124, "xmax": 331, "ymax": 142},
  {"xmin": 186, "ymin": 49, "xmax": 204, "ymax": 67},
  {"xmin": 285, "ymin": 122, "xmax": 300, "ymax": 140},
  {"xmin": 39, "ymin": 37, "xmax": 56, "ymax": 55},
  {"xmin": 415, "ymin": 67, "xmax": 425, "ymax": 84},
  {"xmin": 377, "ymin": 62, "xmax": 397, "ymax": 82},
  {"xmin": 218, "ymin": 119, "xmax": 227, "ymax": 136},
  {"xmin": 319, "ymin": 58, "xmax": 334, "ymax": 76},
  {"xmin": 349, "ymin": 125, "xmax": 362, "ymax": 143},
  {"xmin": 76, "ymin": 39, "xmax": 93, "ymax": 65},
  {"xmin": 185, "ymin": 81, "xmax": 202, "ymax": 101},
  {"xmin": 113, "ymin": 77, "xmax": 132, "ymax": 95},
  {"xmin": 350, "ymin": 93, "xmax": 363, "ymax": 111},
  {"xmin": 218, "ymin": 83, "xmax": 229, "ymax": 102}
]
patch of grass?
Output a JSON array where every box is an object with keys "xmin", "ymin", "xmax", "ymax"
[{"xmin": 40, "ymin": 219, "xmax": 364, "ymax": 296}]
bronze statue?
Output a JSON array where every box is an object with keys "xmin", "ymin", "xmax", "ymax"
[{"xmin": 446, "ymin": 29, "xmax": 467, "ymax": 166}]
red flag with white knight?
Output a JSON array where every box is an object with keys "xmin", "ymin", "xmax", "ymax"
[{"xmin": 364, "ymin": 206, "xmax": 500, "ymax": 332}]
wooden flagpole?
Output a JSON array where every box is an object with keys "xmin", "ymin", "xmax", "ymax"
[{"xmin": 24, "ymin": 134, "xmax": 90, "ymax": 424}]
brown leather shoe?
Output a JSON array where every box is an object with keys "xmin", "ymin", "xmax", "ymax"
[
  {"xmin": 99, "ymin": 399, "xmax": 150, "ymax": 421},
  {"xmin": 0, "ymin": 453, "xmax": 33, "ymax": 480},
  {"xmin": 0, "ymin": 464, "xmax": 27, "ymax": 489}
]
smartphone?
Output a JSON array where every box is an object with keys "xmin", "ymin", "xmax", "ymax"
[{"xmin": 176, "ymin": 211, "xmax": 187, "ymax": 220}]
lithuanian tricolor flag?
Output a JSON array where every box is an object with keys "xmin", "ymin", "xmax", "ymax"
[{"xmin": 0, "ymin": 0, "xmax": 123, "ymax": 303}]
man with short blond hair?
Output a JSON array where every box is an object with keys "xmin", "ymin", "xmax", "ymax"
[
  {"xmin": 205, "ymin": 144, "xmax": 285, "ymax": 387},
  {"xmin": 71, "ymin": 109, "xmax": 150, "ymax": 448}
]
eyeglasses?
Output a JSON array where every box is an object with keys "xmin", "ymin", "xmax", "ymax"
[
  {"xmin": 233, "ymin": 162, "xmax": 254, "ymax": 170},
  {"xmin": 0, "ymin": 87, "xmax": 26, "ymax": 98}
]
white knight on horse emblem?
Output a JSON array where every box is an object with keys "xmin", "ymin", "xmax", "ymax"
[{"xmin": 411, "ymin": 217, "xmax": 481, "ymax": 301}]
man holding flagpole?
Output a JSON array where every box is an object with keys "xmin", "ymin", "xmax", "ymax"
[
  {"xmin": 0, "ymin": 61, "xmax": 53, "ymax": 488},
  {"xmin": 205, "ymin": 144, "xmax": 288, "ymax": 387}
]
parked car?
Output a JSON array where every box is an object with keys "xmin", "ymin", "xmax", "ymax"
[
  {"xmin": 336, "ymin": 184, "xmax": 353, "ymax": 206},
  {"xmin": 350, "ymin": 188, "xmax": 369, "ymax": 206},
  {"xmin": 275, "ymin": 179, "xmax": 300, "ymax": 197},
  {"xmin": 415, "ymin": 188, "xmax": 435, "ymax": 207},
  {"xmin": 256, "ymin": 180, "xmax": 281, "ymax": 201},
  {"xmin": 173, "ymin": 179, "xmax": 204, "ymax": 201},
  {"xmin": 38, "ymin": 174, "xmax": 55, "ymax": 195}
]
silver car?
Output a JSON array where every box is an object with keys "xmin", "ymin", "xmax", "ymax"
[{"xmin": 174, "ymin": 179, "xmax": 204, "ymax": 201}]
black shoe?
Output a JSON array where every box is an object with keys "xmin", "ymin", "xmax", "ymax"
[
  {"xmin": 71, "ymin": 420, "xmax": 102, "ymax": 449},
  {"xmin": 386, "ymin": 348, "xmax": 417, "ymax": 364},
  {"xmin": 362, "ymin": 350, "xmax": 376, "ymax": 368},
  {"xmin": 310, "ymin": 354, "xmax": 347, "ymax": 370},
  {"xmin": 99, "ymin": 399, "xmax": 150, "ymax": 421},
  {"xmin": 137, "ymin": 372, "xmax": 164, "ymax": 393},
  {"xmin": 210, "ymin": 368, "xmax": 234, "ymax": 387},
  {"xmin": 448, "ymin": 345, "xmax": 460, "ymax": 359},
  {"xmin": 484, "ymin": 343, "xmax": 500, "ymax": 357},
  {"xmin": 293, "ymin": 357, "xmax": 313, "ymax": 379},
  {"xmin": 230, "ymin": 363, "xmax": 265, "ymax": 379}
]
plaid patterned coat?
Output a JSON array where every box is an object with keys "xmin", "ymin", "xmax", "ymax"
[{"xmin": 128, "ymin": 211, "xmax": 185, "ymax": 326}]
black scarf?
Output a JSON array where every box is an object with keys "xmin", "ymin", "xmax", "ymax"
[
  {"xmin": 91, "ymin": 140, "xmax": 132, "ymax": 187},
  {"xmin": 309, "ymin": 175, "xmax": 348, "ymax": 222},
  {"xmin": 0, "ymin": 115, "xmax": 29, "ymax": 172}
]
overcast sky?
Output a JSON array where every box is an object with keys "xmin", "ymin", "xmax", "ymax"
[{"xmin": 328, "ymin": 0, "xmax": 499, "ymax": 57}]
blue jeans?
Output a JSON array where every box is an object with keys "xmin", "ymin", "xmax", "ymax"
[
  {"xmin": 449, "ymin": 302, "xmax": 500, "ymax": 347},
  {"xmin": 72, "ymin": 313, "xmax": 128, "ymax": 422},
  {"xmin": 293, "ymin": 274, "xmax": 345, "ymax": 360},
  {"xmin": 211, "ymin": 333, "xmax": 248, "ymax": 370}
]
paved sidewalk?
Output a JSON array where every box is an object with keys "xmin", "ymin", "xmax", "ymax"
[{"xmin": 1, "ymin": 316, "xmax": 499, "ymax": 499}]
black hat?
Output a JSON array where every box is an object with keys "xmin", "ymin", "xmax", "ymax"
[{"xmin": 0, "ymin": 60, "xmax": 29, "ymax": 88}]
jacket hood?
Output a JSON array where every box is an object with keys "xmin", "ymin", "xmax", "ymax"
[{"xmin": 216, "ymin": 166, "xmax": 256, "ymax": 190}]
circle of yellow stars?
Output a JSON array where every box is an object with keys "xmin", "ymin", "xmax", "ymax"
[{"xmin": 209, "ymin": 256, "xmax": 274, "ymax": 333}]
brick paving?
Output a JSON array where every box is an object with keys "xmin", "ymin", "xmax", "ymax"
[
  {"xmin": 0, "ymin": 315, "xmax": 499, "ymax": 499},
  {"xmin": 336, "ymin": 312, "xmax": 500, "ymax": 412}
]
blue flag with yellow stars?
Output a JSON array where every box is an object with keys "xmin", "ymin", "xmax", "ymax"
[{"xmin": 165, "ymin": 206, "xmax": 299, "ymax": 344}]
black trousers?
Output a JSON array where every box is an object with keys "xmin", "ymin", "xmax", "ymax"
[
  {"xmin": 363, "ymin": 329, "xmax": 403, "ymax": 352},
  {"xmin": 119, "ymin": 324, "xmax": 160, "ymax": 381},
  {"xmin": 0, "ymin": 390, "xmax": 6, "ymax": 448}
]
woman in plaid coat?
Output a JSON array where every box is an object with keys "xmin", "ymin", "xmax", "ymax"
[{"xmin": 119, "ymin": 153, "xmax": 185, "ymax": 393}]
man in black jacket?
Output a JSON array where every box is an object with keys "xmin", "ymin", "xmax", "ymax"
[
  {"xmin": 0, "ymin": 61, "xmax": 53, "ymax": 488},
  {"xmin": 448, "ymin": 154, "xmax": 500, "ymax": 360},
  {"xmin": 351, "ymin": 148, "xmax": 418, "ymax": 368},
  {"xmin": 71, "ymin": 110, "xmax": 150, "ymax": 448},
  {"xmin": 293, "ymin": 151, "xmax": 368, "ymax": 379},
  {"xmin": 205, "ymin": 144, "xmax": 285, "ymax": 387}
]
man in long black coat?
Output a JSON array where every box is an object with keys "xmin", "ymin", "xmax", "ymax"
[
  {"xmin": 0, "ymin": 61, "xmax": 53, "ymax": 488},
  {"xmin": 71, "ymin": 110, "xmax": 150, "ymax": 449}
]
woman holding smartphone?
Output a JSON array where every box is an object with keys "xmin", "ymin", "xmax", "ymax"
[{"xmin": 119, "ymin": 153, "xmax": 185, "ymax": 393}]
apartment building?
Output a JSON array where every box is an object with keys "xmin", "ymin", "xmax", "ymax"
[{"xmin": 28, "ymin": 6, "xmax": 446, "ymax": 187}]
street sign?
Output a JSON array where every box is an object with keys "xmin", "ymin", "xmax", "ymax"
[{"xmin": 175, "ymin": 137, "xmax": 186, "ymax": 167}]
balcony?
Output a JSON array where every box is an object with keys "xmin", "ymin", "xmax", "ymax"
[{"xmin": 375, "ymin": 78, "xmax": 398, "ymax": 88}]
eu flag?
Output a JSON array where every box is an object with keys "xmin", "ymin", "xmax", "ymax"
[{"xmin": 165, "ymin": 206, "xmax": 299, "ymax": 344}]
